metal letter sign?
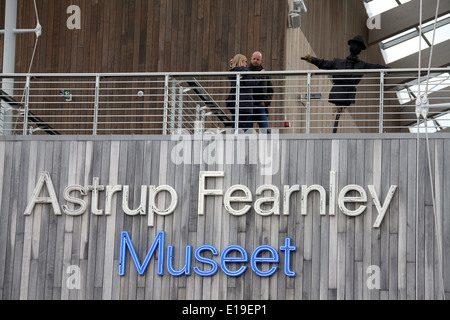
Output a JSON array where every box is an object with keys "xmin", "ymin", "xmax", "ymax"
[
  {"xmin": 66, "ymin": 5, "xmax": 81, "ymax": 30},
  {"xmin": 24, "ymin": 171, "xmax": 61, "ymax": 216}
]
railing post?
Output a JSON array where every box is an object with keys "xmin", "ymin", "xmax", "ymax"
[
  {"xmin": 1, "ymin": 0, "xmax": 17, "ymax": 135},
  {"xmin": 163, "ymin": 74, "xmax": 170, "ymax": 135},
  {"xmin": 306, "ymin": 72, "xmax": 311, "ymax": 134},
  {"xmin": 169, "ymin": 79, "xmax": 176, "ymax": 133},
  {"xmin": 379, "ymin": 70, "xmax": 385, "ymax": 134},
  {"xmin": 178, "ymin": 85, "xmax": 183, "ymax": 133},
  {"xmin": 93, "ymin": 74, "xmax": 100, "ymax": 135},
  {"xmin": 22, "ymin": 74, "xmax": 31, "ymax": 135},
  {"xmin": 234, "ymin": 73, "xmax": 241, "ymax": 133},
  {"xmin": 195, "ymin": 104, "xmax": 202, "ymax": 134}
]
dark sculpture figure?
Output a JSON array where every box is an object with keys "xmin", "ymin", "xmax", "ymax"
[{"xmin": 302, "ymin": 35, "xmax": 390, "ymax": 133}]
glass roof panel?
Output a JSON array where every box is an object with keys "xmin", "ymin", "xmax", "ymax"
[
  {"xmin": 423, "ymin": 18, "xmax": 450, "ymax": 45},
  {"xmin": 365, "ymin": 4, "xmax": 450, "ymax": 65},
  {"xmin": 409, "ymin": 111, "xmax": 450, "ymax": 133},
  {"xmin": 396, "ymin": 73, "xmax": 450, "ymax": 105},
  {"xmin": 363, "ymin": 0, "xmax": 406, "ymax": 17},
  {"xmin": 409, "ymin": 120, "xmax": 439, "ymax": 133},
  {"xmin": 383, "ymin": 36, "xmax": 429, "ymax": 63},
  {"xmin": 436, "ymin": 112, "xmax": 450, "ymax": 128},
  {"xmin": 364, "ymin": 0, "xmax": 450, "ymax": 120}
]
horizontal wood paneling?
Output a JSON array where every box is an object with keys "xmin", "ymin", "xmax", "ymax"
[{"xmin": 0, "ymin": 135, "xmax": 449, "ymax": 300}]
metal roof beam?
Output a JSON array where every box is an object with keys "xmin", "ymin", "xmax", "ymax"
[
  {"xmin": 380, "ymin": 15, "xmax": 450, "ymax": 50},
  {"xmin": 388, "ymin": 38, "xmax": 450, "ymax": 68},
  {"xmin": 368, "ymin": 0, "xmax": 450, "ymax": 45}
]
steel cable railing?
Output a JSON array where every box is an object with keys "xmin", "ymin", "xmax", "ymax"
[{"xmin": 0, "ymin": 68, "xmax": 449, "ymax": 135}]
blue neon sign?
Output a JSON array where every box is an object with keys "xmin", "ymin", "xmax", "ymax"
[{"xmin": 119, "ymin": 231, "xmax": 297, "ymax": 278}]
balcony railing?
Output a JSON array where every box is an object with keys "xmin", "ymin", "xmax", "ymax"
[{"xmin": 1, "ymin": 68, "xmax": 449, "ymax": 135}]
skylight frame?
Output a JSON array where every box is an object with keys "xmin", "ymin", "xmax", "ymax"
[{"xmin": 363, "ymin": 0, "xmax": 450, "ymax": 133}]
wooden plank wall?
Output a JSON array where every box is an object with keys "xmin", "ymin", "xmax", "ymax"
[
  {"xmin": 1, "ymin": 0, "xmax": 288, "ymax": 134},
  {"xmin": 3, "ymin": 0, "xmax": 287, "ymax": 74},
  {"xmin": 0, "ymin": 1, "xmax": 4, "ymax": 68},
  {"xmin": 2, "ymin": 1, "xmax": 402, "ymax": 134},
  {"xmin": 0, "ymin": 135, "xmax": 449, "ymax": 300},
  {"xmin": 301, "ymin": 0, "xmax": 382, "ymax": 64}
]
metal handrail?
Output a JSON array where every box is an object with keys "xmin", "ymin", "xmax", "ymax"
[
  {"xmin": 1, "ymin": 66, "xmax": 448, "ymax": 77},
  {"xmin": 0, "ymin": 67, "xmax": 449, "ymax": 135}
]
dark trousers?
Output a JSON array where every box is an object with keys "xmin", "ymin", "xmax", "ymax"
[
  {"xmin": 253, "ymin": 104, "xmax": 270, "ymax": 133},
  {"xmin": 232, "ymin": 115, "xmax": 254, "ymax": 131}
]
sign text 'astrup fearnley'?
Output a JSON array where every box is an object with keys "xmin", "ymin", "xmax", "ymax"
[{"xmin": 24, "ymin": 171, "xmax": 397, "ymax": 229}]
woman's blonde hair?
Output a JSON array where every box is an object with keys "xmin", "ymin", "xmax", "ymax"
[{"xmin": 230, "ymin": 54, "xmax": 247, "ymax": 69}]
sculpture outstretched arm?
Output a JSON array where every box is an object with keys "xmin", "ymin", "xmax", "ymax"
[
  {"xmin": 301, "ymin": 54, "xmax": 314, "ymax": 63},
  {"xmin": 302, "ymin": 55, "xmax": 336, "ymax": 70}
]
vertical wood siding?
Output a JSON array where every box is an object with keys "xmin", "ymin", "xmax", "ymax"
[
  {"xmin": 2, "ymin": 1, "xmax": 396, "ymax": 135},
  {"xmin": 5, "ymin": 0, "xmax": 287, "ymax": 74},
  {"xmin": 0, "ymin": 135, "xmax": 448, "ymax": 300},
  {"xmin": 2, "ymin": 0, "xmax": 289, "ymax": 135}
]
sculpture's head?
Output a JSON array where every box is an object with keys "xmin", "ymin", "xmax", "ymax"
[{"xmin": 348, "ymin": 35, "xmax": 367, "ymax": 57}]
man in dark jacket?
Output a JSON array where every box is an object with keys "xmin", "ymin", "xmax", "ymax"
[
  {"xmin": 302, "ymin": 35, "xmax": 390, "ymax": 132},
  {"xmin": 248, "ymin": 51, "xmax": 274, "ymax": 133}
]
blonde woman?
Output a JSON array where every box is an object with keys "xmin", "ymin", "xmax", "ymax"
[{"xmin": 226, "ymin": 54, "xmax": 257, "ymax": 130}]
